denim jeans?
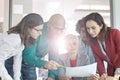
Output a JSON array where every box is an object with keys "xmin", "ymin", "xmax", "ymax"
[
  {"xmin": 21, "ymin": 63, "xmax": 37, "ymax": 80},
  {"xmin": 5, "ymin": 57, "xmax": 14, "ymax": 78},
  {"xmin": 5, "ymin": 57, "xmax": 37, "ymax": 80}
]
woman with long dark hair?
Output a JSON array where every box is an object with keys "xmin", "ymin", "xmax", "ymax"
[
  {"xmin": 84, "ymin": 12, "xmax": 120, "ymax": 80},
  {"xmin": 0, "ymin": 13, "xmax": 44, "ymax": 80}
]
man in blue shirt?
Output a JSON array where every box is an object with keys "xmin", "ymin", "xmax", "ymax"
[{"xmin": 76, "ymin": 18, "xmax": 95, "ymax": 64}]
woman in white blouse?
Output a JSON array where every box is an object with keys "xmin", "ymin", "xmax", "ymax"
[
  {"xmin": 0, "ymin": 13, "xmax": 44, "ymax": 80},
  {"xmin": 0, "ymin": 13, "xmax": 43, "ymax": 80}
]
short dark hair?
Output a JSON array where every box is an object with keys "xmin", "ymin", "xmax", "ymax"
[{"xmin": 76, "ymin": 18, "xmax": 85, "ymax": 34}]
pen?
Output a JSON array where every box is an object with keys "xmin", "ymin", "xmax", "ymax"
[{"xmin": 59, "ymin": 65, "xmax": 66, "ymax": 69}]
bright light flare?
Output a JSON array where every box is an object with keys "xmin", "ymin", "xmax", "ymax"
[{"xmin": 56, "ymin": 36, "xmax": 67, "ymax": 55}]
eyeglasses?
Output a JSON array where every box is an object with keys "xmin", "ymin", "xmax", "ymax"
[
  {"xmin": 33, "ymin": 28, "xmax": 42, "ymax": 33},
  {"xmin": 52, "ymin": 26, "xmax": 65, "ymax": 32}
]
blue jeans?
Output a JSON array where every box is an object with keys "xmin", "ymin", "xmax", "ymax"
[
  {"xmin": 5, "ymin": 57, "xmax": 14, "ymax": 78},
  {"xmin": 5, "ymin": 57, "xmax": 37, "ymax": 80},
  {"xmin": 21, "ymin": 63, "xmax": 37, "ymax": 80}
]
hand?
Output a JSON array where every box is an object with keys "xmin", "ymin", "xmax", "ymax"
[
  {"xmin": 42, "ymin": 77, "xmax": 48, "ymax": 80},
  {"xmin": 88, "ymin": 73, "xmax": 100, "ymax": 80},
  {"xmin": 100, "ymin": 73, "xmax": 107, "ymax": 80},
  {"xmin": 106, "ymin": 76, "xmax": 116, "ymax": 80},
  {"xmin": 114, "ymin": 73, "xmax": 120, "ymax": 80},
  {"xmin": 61, "ymin": 76, "xmax": 72, "ymax": 80},
  {"xmin": 46, "ymin": 77, "xmax": 54, "ymax": 80},
  {"xmin": 44, "ymin": 60, "xmax": 59, "ymax": 70}
]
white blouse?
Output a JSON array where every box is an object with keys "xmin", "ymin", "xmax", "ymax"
[{"xmin": 0, "ymin": 32, "xmax": 24, "ymax": 80}]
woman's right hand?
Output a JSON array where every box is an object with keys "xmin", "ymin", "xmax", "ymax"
[
  {"xmin": 88, "ymin": 73, "xmax": 100, "ymax": 80},
  {"xmin": 100, "ymin": 73, "xmax": 107, "ymax": 80},
  {"xmin": 44, "ymin": 60, "xmax": 59, "ymax": 70}
]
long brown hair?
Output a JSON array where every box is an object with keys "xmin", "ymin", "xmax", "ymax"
[
  {"xmin": 84, "ymin": 12, "xmax": 109, "ymax": 42},
  {"xmin": 7, "ymin": 13, "xmax": 43, "ymax": 46}
]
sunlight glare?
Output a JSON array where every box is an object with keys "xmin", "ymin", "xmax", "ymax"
[{"xmin": 56, "ymin": 36, "xmax": 67, "ymax": 55}]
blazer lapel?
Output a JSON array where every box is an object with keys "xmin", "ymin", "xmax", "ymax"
[{"xmin": 91, "ymin": 39, "xmax": 108, "ymax": 61}]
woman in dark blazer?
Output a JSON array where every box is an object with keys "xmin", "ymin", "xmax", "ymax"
[{"xmin": 84, "ymin": 12, "xmax": 120, "ymax": 80}]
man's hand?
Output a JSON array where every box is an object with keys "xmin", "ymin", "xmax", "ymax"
[
  {"xmin": 46, "ymin": 77, "xmax": 54, "ymax": 80},
  {"xmin": 44, "ymin": 60, "xmax": 59, "ymax": 70}
]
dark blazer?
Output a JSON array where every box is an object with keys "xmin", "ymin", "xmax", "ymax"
[{"xmin": 90, "ymin": 28, "xmax": 120, "ymax": 76}]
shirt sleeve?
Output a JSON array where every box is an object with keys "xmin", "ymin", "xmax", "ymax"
[
  {"xmin": 113, "ymin": 29, "xmax": 120, "ymax": 72},
  {"xmin": 36, "ymin": 23, "xmax": 49, "ymax": 58},
  {"xmin": 113, "ymin": 29, "xmax": 120, "ymax": 56},
  {"xmin": 0, "ymin": 33, "xmax": 22, "ymax": 80},
  {"xmin": 22, "ymin": 42, "xmax": 47, "ymax": 68},
  {"xmin": 57, "ymin": 56, "xmax": 66, "ymax": 80},
  {"xmin": 48, "ymin": 50, "xmax": 60, "ymax": 79},
  {"xmin": 94, "ymin": 52, "xmax": 106, "ymax": 75},
  {"xmin": 13, "ymin": 50, "xmax": 22, "ymax": 80},
  {"xmin": 9, "ymin": 34, "xmax": 23, "ymax": 80}
]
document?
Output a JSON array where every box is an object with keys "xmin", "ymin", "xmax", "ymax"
[{"xmin": 65, "ymin": 63, "xmax": 97, "ymax": 77}]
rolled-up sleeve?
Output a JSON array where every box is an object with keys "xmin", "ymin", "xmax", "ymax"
[{"xmin": 22, "ymin": 43, "xmax": 47, "ymax": 68}]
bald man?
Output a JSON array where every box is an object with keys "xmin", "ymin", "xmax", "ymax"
[{"xmin": 21, "ymin": 14, "xmax": 65, "ymax": 80}]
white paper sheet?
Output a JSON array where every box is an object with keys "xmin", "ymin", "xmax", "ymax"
[{"xmin": 65, "ymin": 63, "xmax": 97, "ymax": 77}]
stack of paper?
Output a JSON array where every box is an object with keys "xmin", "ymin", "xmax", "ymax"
[{"xmin": 65, "ymin": 63, "xmax": 97, "ymax": 77}]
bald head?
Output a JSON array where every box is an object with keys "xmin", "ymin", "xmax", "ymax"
[
  {"xmin": 47, "ymin": 14, "xmax": 65, "ymax": 39},
  {"xmin": 48, "ymin": 14, "xmax": 65, "ymax": 28}
]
